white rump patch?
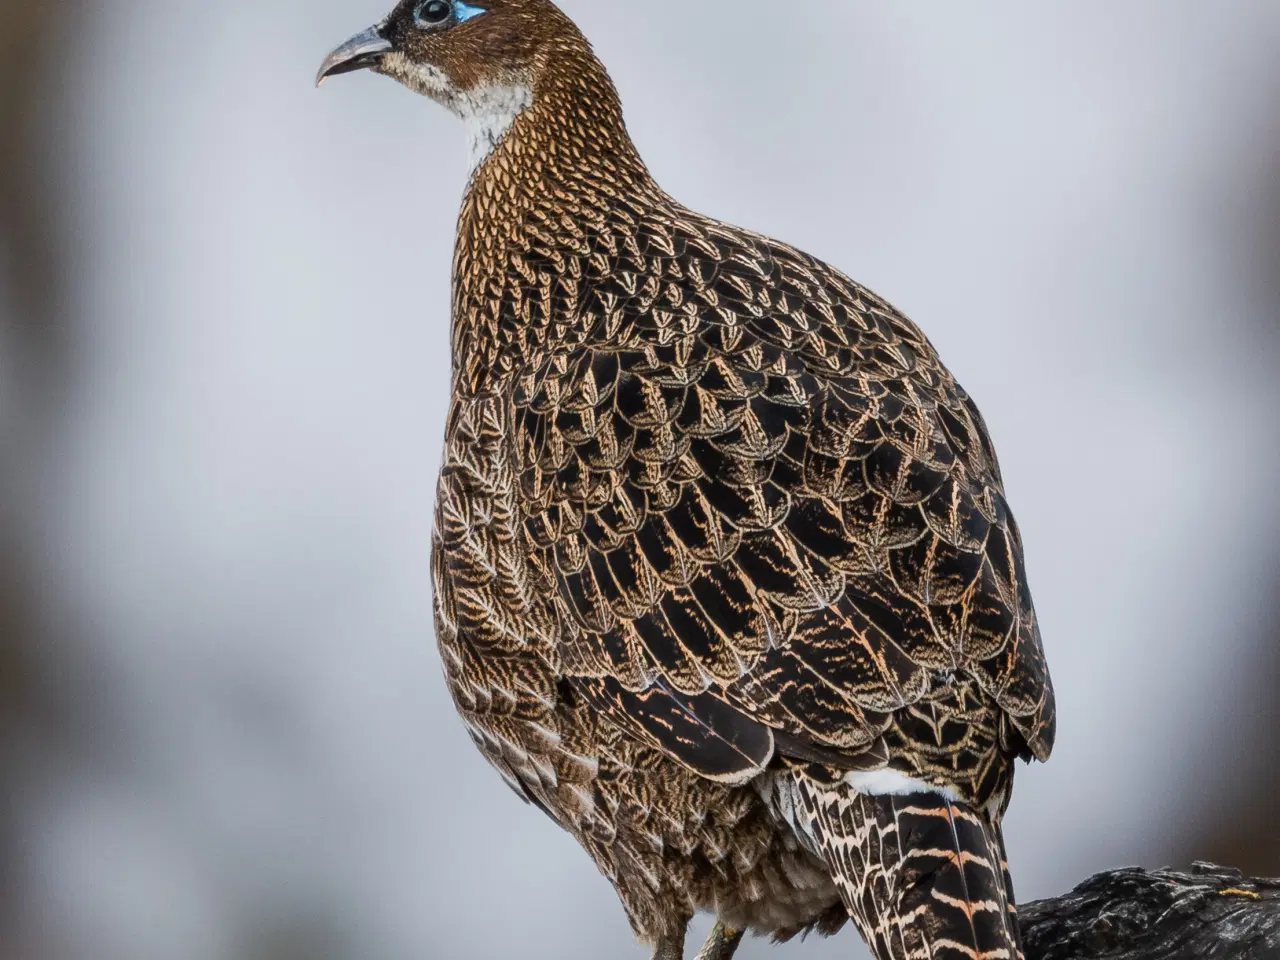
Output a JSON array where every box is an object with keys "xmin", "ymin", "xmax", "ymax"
[{"xmin": 844, "ymin": 768, "xmax": 960, "ymax": 801}]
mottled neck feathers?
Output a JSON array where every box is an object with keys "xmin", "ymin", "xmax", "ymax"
[{"xmin": 452, "ymin": 39, "xmax": 663, "ymax": 391}]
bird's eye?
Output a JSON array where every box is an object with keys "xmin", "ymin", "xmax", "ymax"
[{"xmin": 414, "ymin": 0, "xmax": 453, "ymax": 27}]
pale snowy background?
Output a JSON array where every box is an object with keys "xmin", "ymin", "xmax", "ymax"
[{"xmin": 2, "ymin": 2, "xmax": 1279, "ymax": 959}]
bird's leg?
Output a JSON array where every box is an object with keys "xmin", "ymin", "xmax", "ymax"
[
  {"xmin": 694, "ymin": 921, "xmax": 744, "ymax": 960},
  {"xmin": 650, "ymin": 927, "xmax": 686, "ymax": 960}
]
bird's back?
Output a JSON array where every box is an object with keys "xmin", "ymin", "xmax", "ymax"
[{"xmin": 498, "ymin": 198, "xmax": 1055, "ymax": 786}]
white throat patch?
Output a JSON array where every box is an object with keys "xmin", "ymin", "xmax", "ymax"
[
  {"xmin": 384, "ymin": 55, "xmax": 532, "ymax": 177},
  {"xmin": 458, "ymin": 84, "xmax": 533, "ymax": 174}
]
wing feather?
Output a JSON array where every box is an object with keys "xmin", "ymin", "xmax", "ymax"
[{"xmin": 515, "ymin": 212, "xmax": 1056, "ymax": 795}]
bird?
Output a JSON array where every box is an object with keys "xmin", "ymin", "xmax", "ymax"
[{"xmin": 317, "ymin": 3, "xmax": 1056, "ymax": 958}]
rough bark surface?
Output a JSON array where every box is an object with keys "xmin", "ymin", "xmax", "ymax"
[{"xmin": 1021, "ymin": 863, "xmax": 1280, "ymax": 960}]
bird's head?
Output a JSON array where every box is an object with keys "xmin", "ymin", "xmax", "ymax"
[{"xmin": 318, "ymin": 0, "xmax": 618, "ymax": 172}]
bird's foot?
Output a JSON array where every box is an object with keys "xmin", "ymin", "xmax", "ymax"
[
  {"xmin": 651, "ymin": 929, "xmax": 685, "ymax": 960},
  {"xmin": 694, "ymin": 921, "xmax": 744, "ymax": 960},
  {"xmin": 652, "ymin": 919, "xmax": 743, "ymax": 960}
]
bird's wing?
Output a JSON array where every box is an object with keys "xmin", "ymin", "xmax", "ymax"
[{"xmin": 512, "ymin": 212, "xmax": 1055, "ymax": 795}]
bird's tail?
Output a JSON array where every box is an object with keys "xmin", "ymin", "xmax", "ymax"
[{"xmin": 794, "ymin": 780, "xmax": 1023, "ymax": 960}]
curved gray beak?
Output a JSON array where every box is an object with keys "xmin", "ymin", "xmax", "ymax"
[{"xmin": 316, "ymin": 25, "xmax": 393, "ymax": 87}]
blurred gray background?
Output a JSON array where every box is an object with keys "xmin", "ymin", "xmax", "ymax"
[{"xmin": 2, "ymin": 1, "xmax": 1279, "ymax": 958}]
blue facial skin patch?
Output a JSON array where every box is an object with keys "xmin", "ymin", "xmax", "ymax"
[{"xmin": 455, "ymin": 1, "xmax": 487, "ymax": 22}]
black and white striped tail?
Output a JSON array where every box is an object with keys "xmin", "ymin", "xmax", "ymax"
[{"xmin": 795, "ymin": 781, "xmax": 1023, "ymax": 960}]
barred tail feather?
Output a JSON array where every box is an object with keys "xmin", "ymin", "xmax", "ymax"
[
  {"xmin": 991, "ymin": 818, "xmax": 1023, "ymax": 951},
  {"xmin": 795, "ymin": 781, "xmax": 1023, "ymax": 960}
]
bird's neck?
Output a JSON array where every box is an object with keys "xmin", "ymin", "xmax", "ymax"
[
  {"xmin": 449, "ymin": 50, "xmax": 661, "ymax": 394},
  {"xmin": 465, "ymin": 46, "xmax": 650, "ymax": 199}
]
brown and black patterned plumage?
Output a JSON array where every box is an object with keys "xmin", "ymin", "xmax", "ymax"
[{"xmin": 319, "ymin": 3, "xmax": 1055, "ymax": 957}]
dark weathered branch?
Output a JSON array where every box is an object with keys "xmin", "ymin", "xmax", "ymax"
[{"xmin": 1021, "ymin": 863, "xmax": 1280, "ymax": 960}]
